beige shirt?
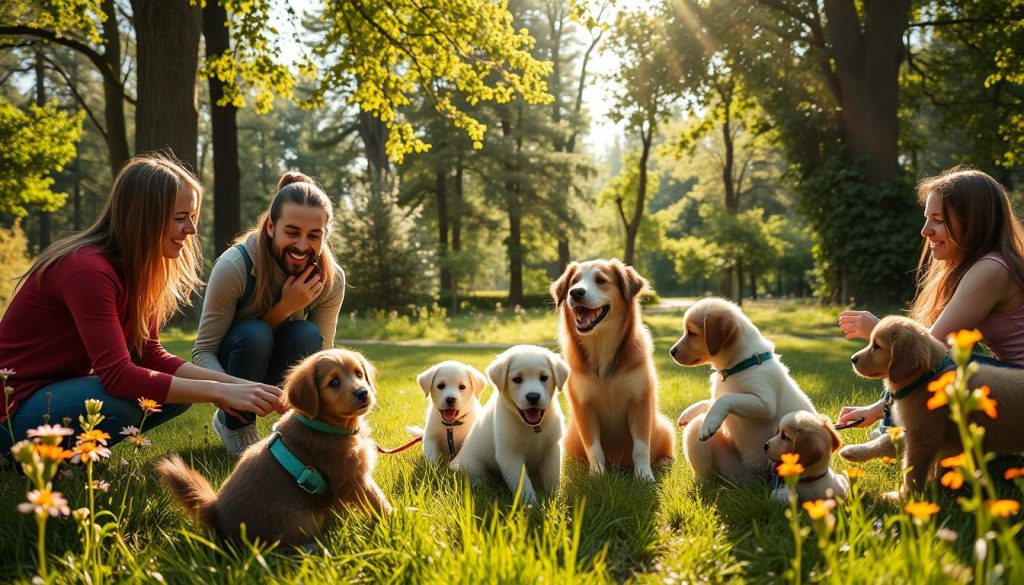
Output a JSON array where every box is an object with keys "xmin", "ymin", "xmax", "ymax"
[{"xmin": 192, "ymin": 233, "xmax": 345, "ymax": 373}]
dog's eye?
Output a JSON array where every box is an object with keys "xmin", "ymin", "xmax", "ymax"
[
  {"xmin": 780, "ymin": 433, "xmax": 790, "ymax": 441},
  {"xmin": 355, "ymin": 370, "xmax": 364, "ymax": 379},
  {"xmin": 595, "ymin": 276, "xmax": 607, "ymax": 285},
  {"xmin": 539, "ymin": 374, "xmax": 548, "ymax": 382},
  {"xmin": 437, "ymin": 382, "xmax": 446, "ymax": 390},
  {"xmin": 329, "ymin": 379, "xmax": 341, "ymax": 388},
  {"xmin": 512, "ymin": 376, "xmax": 523, "ymax": 384},
  {"xmin": 686, "ymin": 329, "xmax": 698, "ymax": 337},
  {"xmin": 458, "ymin": 384, "xmax": 466, "ymax": 390},
  {"xmin": 872, "ymin": 342, "xmax": 880, "ymax": 350}
]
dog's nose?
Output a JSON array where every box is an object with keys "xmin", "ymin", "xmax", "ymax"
[
  {"xmin": 764, "ymin": 442, "xmax": 769, "ymax": 452},
  {"xmin": 670, "ymin": 346, "xmax": 678, "ymax": 357},
  {"xmin": 354, "ymin": 389, "xmax": 369, "ymax": 402},
  {"xmin": 851, "ymin": 355, "xmax": 859, "ymax": 364},
  {"xmin": 569, "ymin": 287, "xmax": 585, "ymax": 299},
  {"xmin": 526, "ymin": 392, "xmax": 541, "ymax": 405},
  {"xmin": 445, "ymin": 396, "xmax": 457, "ymax": 406}
]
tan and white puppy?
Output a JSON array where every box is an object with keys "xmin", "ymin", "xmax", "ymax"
[
  {"xmin": 452, "ymin": 345, "xmax": 568, "ymax": 504},
  {"xmin": 765, "ymin": 410, "xmax": 849, "ymax": 502},
  {"xmin": 671, "ymin": 298, "xmax": 817, "ymax": 484},
  {"xmin": 551, "ymin": 259, "xmax": 675, "ymax": 482},
  {"xmin": 410, "ymin": 360, "xmax": 487, "ymax": 462}
]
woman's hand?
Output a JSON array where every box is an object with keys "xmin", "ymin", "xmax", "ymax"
[
  {"xmin": 836, "ymin": 400, "xmax": 885, "ymax": 428},
  {"xmin": 838, "ymin": 310, "xmax": 880, "ymax": 340},
  {"xmin": 217, "ymin": 382, "xmax": 286, "ymax": 418}
]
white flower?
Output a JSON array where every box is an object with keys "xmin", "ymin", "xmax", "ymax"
[{"xmin": 17, "ymin": 488, "xmax": 70, "ymax": 517}]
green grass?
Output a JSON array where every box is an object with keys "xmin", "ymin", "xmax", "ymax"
[{"xmin": 1, "ymin": 301, "xmax": 1019, "ymax": 583}]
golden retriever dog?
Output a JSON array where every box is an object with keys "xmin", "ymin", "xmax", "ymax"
[
  {"xmin": 765, "ymin": 410, "xmax": 849, "ymax": 502},
  {"xmin": 851, "ymin": 316, "xmax": 1024, "ymax": 494},
  {"xmin": 452, "ymin": 345, "xmax": 568, "ymax": 504},
  {"xmin": 156, "ymin": 348, "xmax": 391, "ymax": 546},
  {"xmin": 408, "ymin": 360, "xmax": 487, "ymax": 462},
  {"xmin": 550, "ymin": 259, "xmax": 675, "ymax": 481},
  {"xmin": 671, "ymin": 298, "xmax": 817, "ymax": 484}
]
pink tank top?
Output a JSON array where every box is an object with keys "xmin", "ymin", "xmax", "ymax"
[{"xmin": 976, "ymin": 254, "xmax": 1024, "ymax": 365}]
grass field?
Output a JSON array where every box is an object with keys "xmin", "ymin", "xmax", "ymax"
[{"xmin": 2, "ymin": 300, "xmax": 1021, "ymax": 583}]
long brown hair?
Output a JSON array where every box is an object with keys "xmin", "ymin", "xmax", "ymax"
[
  {"xmin": 238, "ymin": 172, "xmax": 338, "ymax": 314},
  {"xmin": 910, "ymin": 166, "xmax": 1024, "ymax": 324},
  {"xmin": 20, "ymin": 153, "xmax": 205, "ymax": 352}
]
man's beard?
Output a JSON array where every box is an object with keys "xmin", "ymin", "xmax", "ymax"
[{"xmin": 276, "ymin": 245, "xmax": 316, "ymax": 276}]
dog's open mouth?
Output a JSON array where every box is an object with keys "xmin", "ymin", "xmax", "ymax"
[
  {"xmin": 573, "ymin": 305, "xmax": 610, "ymax": 333},
  {"xmin": 440, "ymin": 408, "xmax": 460, "ymax": 424},
  {"xmin": 517, "ymin": 407, "xmax": 545, "ymax": 427}
]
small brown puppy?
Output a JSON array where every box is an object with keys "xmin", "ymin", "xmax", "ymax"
[
  {"xmin": 156, "ymin": 348, "xmax": 391, "ymax": 546},
  {"xmin": 765, "ymin": 410, "xmax": 849, "ymax": 502},
  {"xmin": 851, "ymin": 316, "xmax": 1024, "ymax": 494},
  {"xmin": 551, "ymin": 259, "xmax": 675, "ymax": 482}
]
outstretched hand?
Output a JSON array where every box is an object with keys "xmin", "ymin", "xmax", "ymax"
[{"xmin": 838, "ymin": 310, "xmax": 879, "ymax": 340}]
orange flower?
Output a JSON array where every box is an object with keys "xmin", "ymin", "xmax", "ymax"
[
  {"xmin": 76, "ymin": 429, "xmax": 110, "ymax": 446},
  {"xmin": 941, "ymin": 470, "xmax": 964, "ymax": 490},
  {"xmin": 137, "ymin": 398, "xmax": 162, "ymax": 414},
  {"xmin": 947, "ymin": 329, "xmax": 983, "ymax": 349},
  {"xmin": 986, "ymin": 500, "xmax": 1020, "ymax": 517},
  {"xmin": 882, "ymin": 456, "xmax": 897, "ymax": 464},
  {"xmin": 34, "ymin": 444, "xmax": 71, "ymax": 463},
  {"xmin": 927, "ymin": 370, "xmax": 956, "ymax": 392},
  {"xmin": 846, "ymin": 466, "xmax": 866, "ymax": 479},
  {"xmin": 71, "ymin": 441, "xmax": 111, "ymax": 464},
  {"xmin": 927, "ymin": 386, "xmax": 949, "ymax": 410},
  {"xmin": 976, "ymin": 385, "xmax": 998, "ymax": 419},
  {"xmin": 1004, "ymin": 468, "xmax": 1024, "ymax": 480},
  {"xmin": 905, "ymin": 501, "xmax": 940, "ymax": 521},
  {"xmin": 940, "ymin": 453, "xmax": 967, "ymax": 468},
  {"xmin": 802, "ymin": 499, "xmax": 836, "ymax": 520},
  {"xmin": 776, "ymin": 453, "xmax": 804, "ymax": 477}
]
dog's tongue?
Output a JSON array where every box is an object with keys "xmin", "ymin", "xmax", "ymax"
[
  {"xmin": 441, "ymin": 409, "xmax": 459, "ymax": 424},
  {"xmin": 523, "ymin": 408, "xmax": 543, "ymax": 425},
  {"xmin": 574, "ymin": 307, "xmax": 599, "ymax": 328}
]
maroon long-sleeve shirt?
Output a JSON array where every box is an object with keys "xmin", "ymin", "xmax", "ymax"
[{"xmin": 0, "ymin": 246, "xmax": 185, "ymax": 420}]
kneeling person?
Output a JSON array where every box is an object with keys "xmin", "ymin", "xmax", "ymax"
[{"xmin": 194, "ymin": 172, "xmax": 345, "ymax": 456}]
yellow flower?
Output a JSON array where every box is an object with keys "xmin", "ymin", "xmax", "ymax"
[
  {"xmin": 71, "ymin": 441, "xmax": 111, "ymax": 464},
  {"xmin": 128, "ymin": 434, "xmax": 151, "ymax": 447},
  {"xmin": 802, "ymin": 499, "xmax": 836, "ymax": 520},
  {"xmin": 34, "ymin": 444, "xmax": 71, "ymax": 463},
  {"xmin": 940, "ymin": 453, "xmax": 967, "ymax": 468},
  {"xmin": 886, "ymin": 427, "xmax": 904, "ymax": 440},
  {"xmin": 927, "ymin": 370, "xmax": 956, "ymax": 392},
  {"xmin": 77, "ymin": 429, "xmax": 110, "ymax": 446},
  {"xmin": 940, "ymin": 470, "xmax": 964, "ymax": 490},
  {"xmin": 985, "ymin": 500, "xmax": 1020, "ymax": 518},
  {"xmin": 947, "ymin": 329, "xmax": 983, "ymax": 350},
  {"xmin": 1004, "ymin": 468, "xmax": 1024, "ymax": 480},
  {"xmin": 905, "ymin": 501, "xmax": 940, "ymax": 521},
  {"xmin": 17, "ymin": 487, "xmax": 70, "ymax": 518},
  {"xmin": 776, "ymin": 453, "xmax": 805, "ymax": 477},
  {"xmin": 845, "ymin": 466, "xmax": 866, "ymax": 479},
  {"xmin": 976, "ymin": 385, "xmax": 998, "ymax": 419},
  {"xmin": 137, "ymin": 398, "xmax": 162, "ymax": 414}
]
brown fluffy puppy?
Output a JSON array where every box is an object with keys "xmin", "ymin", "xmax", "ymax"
[
  {"xmin": 851, "ymin": 316, "xmax": 1024, "ymax": 494},
  {"xmin": 765, "ymin": 411, "xmax": 849, "ymax": 501},
  {"xmin": 551, "ymin": 259, "xmax": 674, "ymax": 481},
  {"xmin": 156, "ymin": 348, "xmax": 391, "ymax": 546}
]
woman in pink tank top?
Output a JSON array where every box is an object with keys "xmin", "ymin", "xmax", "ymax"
[{"xmin": 835, "ymin": 166, "xmax": 1024, "ymax": 439}]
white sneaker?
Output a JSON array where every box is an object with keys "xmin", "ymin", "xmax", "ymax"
[{"xmin": 212, "ymin": 410, "xmax": 260, "ymax": 458}]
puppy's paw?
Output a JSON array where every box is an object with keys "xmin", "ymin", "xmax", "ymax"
[
  {"xmin": 881, "ymin": 490, "xmax": 901, "ymax": 502},
  {"xmin": 839, "ymin": 444, "xmax": 882, "ymax": 463},
  {"xmin": 634, "ymin": 462, "xmax": 655, "ymax": 482},
  {"xmin": 588, "ymin": 458, "xmax": 606, "ymax": 475},
  {"xmin": 698, "ymin": 419, "xmax": 720, "ymax": 441}
]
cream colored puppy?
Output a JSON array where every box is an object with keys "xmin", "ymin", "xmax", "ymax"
[
  {"xmin": 671, "ymin": 298, "xmax": 817, "ymax": 484},
  {"xmin": 452, "ymin": 345, "xmax": 568, "ymax": 504},
  {"xmin": 410, "ymin": 360, "xmax": 487, "ymax": 462},
  {"xmin": 765, "ymin": 410, "xmax": 849, "ymax": 502}
]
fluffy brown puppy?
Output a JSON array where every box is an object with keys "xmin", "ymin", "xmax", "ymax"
[
  {"xmin": 765, "ymin": 410, "xmax": 849, "ymax": 502},
  {"xmin": 851, "ymin": 316, "xmax": 1024, "ymax": 494},
  {"xmin": 551, "ymin": 259, "xmax": 674, "ymax": 481},
  {"xmin": 156, "ymin": 348, "xmax": 391, "ymax": 546}
]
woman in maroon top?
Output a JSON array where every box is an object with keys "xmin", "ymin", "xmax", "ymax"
[{"xmin": 0, "ymin": 154, "xmax": 284, "ymax": 451}]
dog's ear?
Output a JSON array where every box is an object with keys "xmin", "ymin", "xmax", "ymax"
[
  {"xmin": 466, "ymin": 364, "xmax": 488, "ymax": 399},
  {"xmin": 284, "ymin": 355, "xmax": 321, "ymax": 418},
  {"xmin": 612, "ymin": 260, "xmax": 649, "ymax": 306},
  {"xmin": 550, "ymin": 262, "xmax": 579, "ymax": 308},
  {"xmin": 486, "ymin": 352, "xmax": 512, "ymax": 392},
  {"xmin": 355, "ymin": 352, "xmax": 377, "ymax": 393},
  {"xmin": 704, "ymin": 307, "xmax": 738, "ymax": 356},
  {"xmin": 547, "ymin": 353, "xmax": 570, "ymax": 392},
  {"xmin": 416, "ymin": 364, "xmax": 440, "ymax": 397},
  {"xmin": 886, "ymin": 325, "xmax": 931, "ymax": 386},
  {"xmin": 793, "ymin": 425, "xmax": 827, "ymax": 468},
  {"xmin": 820, "ymin": 414, "xmax": 843, "ymax": 452}
]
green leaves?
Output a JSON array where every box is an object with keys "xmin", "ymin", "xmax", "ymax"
[{"xmin": 0, "ymin": 98, "xmax": 84, "ymax": 218}]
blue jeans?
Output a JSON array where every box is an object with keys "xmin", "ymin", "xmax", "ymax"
[
  {"xmin": 0, "ymin": 376, "xmax": 190, "ymax": 453},
  {"xmin": 216, "ymin": 319, "xmax": 322, "ymax": 429}
]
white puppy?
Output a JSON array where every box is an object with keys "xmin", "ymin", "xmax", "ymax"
[
  {"xmin": 452, "ymin": 345, "xmax": 568, "ymax": 504},
  {"xmin": 409, "ymin": 360, "xmax": 487, "ymax": 462}
]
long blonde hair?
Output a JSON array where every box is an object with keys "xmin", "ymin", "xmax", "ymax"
[
  {"xmin": 238, "ymin": 171, "xmax": 338, "ymax": 315},
  {"xmin": 20, "ymin": 153, "xmax": 205, "ymax": 352},
  {"xmin": 910, "ymin": 166, "xmax": 1024, "ymax": 324}
]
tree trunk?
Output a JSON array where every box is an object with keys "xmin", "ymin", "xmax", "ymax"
[
  {"xmin": 132, "ymin": 0, "xmax": 201, "ymax": 169},
  {"xmin": 35, "ymin": 50, "xmax": 52, "ymax": 249},
  {"xmin": 750, "ymin": 269, "xmax": 757, "ymax": 301},
  {"xmin": 622, "ymin": 126, "xmax": 652, "ymax": 266},
  {"xmin": 435, "ymin": 170, "xmax": 452, "ymax": 297},
  {"xmin": 100, "ymin": 0, "xmax": 130, "ymax": 174},
  {"xmin": 203, "ymin": 0, "xmax": 242, "ymax": 255},
  {"xmin": 736, "ymin": 259, "xmax": 744, "ymax": 307},
  {"xmin": 500, "ymin": 113, "xmax": 524, "ymax": 307}
]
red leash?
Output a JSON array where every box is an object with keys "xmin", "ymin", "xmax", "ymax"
[{"xmin": 376, "ymin": 435, "xmax": 423, "ymax": 455}]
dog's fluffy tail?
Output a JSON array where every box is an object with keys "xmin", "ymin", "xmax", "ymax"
[
  {"xmin": 155, "ymin": 455, "xmax": 218, "ymax": 528},
  {"xmin": 405, "ymin": 425, "xmax": 425, "ymax": 438}
]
